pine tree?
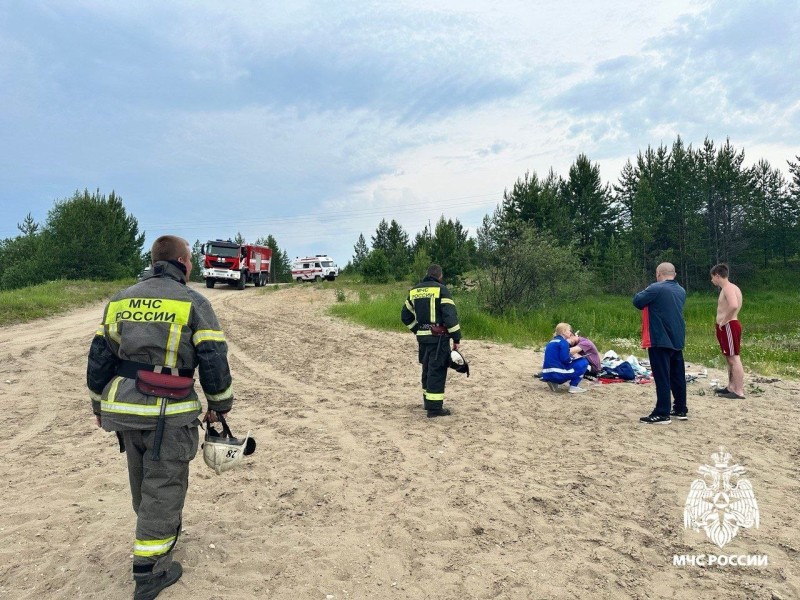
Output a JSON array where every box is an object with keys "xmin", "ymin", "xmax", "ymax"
[{"xmin": 352, "ymin": 233, "xmax": 369, "ymax": 272}]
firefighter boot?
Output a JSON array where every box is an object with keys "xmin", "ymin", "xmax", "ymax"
[
  {"xmin": 427, "ymin": 407, "xmax": 451, "ymax": 418},
  {"xmin": 133, "ymin": 562, "xmax": 183, "ymax": 600}
]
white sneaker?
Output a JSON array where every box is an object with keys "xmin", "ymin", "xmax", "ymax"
[{"xmin": 568, "ymin": 386, "xmax": 587, "ymax": 394}]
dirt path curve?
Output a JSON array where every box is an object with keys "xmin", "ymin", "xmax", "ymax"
[{"xmin": 0, "ymin": 283, "xmax": 798, "ymax": 599}]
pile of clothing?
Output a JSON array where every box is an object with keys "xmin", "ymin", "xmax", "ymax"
[{"xmin": 597, "ymin": 351, "xmax": 652, "ymax": 384}]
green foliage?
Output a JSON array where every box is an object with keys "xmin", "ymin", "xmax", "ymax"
[
  {"xmin": 361, "ymin": 248, "xmax": 390, "ymax": 283},
  {"xmin": 190, "ymin": 240, "xmax": 204, "ymax": 282},
  {"xmin": 345, "ymin": 136, "xmax": 800, "ymax": 296},
  {"xmin": 428, "ymin": 215, "xmax": 472, "ymax": 283},
  {"xmin": 409, "ymin": 247, "xmax": 431, "ymax": 284},
  {"xmin": 351, "ymin": 233, "xmax": 369, "ymax": 272},
  {"xmin": 0, "ymin": 279, "xmax": 129, "ymax": 325},
  {"xmin": 255, "ymin": 234, "xmax": 292, "ymax": 282},
  {"xmin": 0, "ymin": 231, "xmax": 44, "ymax": 289},
  {"xmin": 0, "ymin": 189, "xmax": 145, "ymax": 290},
  {"xmin": 476, "ymin": 224, "xmax": 594, "ymax": 313},
  {"xmin": 42, "ymin": 189, "xmax": 145, "ymax": 281}
]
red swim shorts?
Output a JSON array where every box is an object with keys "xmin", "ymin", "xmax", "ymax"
[{"xmin": 716, "ymin": 320, "xmax": 742, "ymax": 356}]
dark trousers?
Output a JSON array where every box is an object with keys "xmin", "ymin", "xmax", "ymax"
[
  {"xmin": 647, "ymin": 347, "xmax": 687, "ymax": 416},
  {"xmin": 419, "ymin": 339, "xmax": 450, "ymax": 410},
  {"xmin": 122, "ymin": 425, "xmax": 198, "ymax": 577}
]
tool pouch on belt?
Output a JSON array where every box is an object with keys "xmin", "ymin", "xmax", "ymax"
[
  {"xmin": 135, "ymin": 370, "xmax": 194, "ymax": 400},
  {"xmin": 430, "ymin": 325, "xmax": 448, "ymax": 336}
]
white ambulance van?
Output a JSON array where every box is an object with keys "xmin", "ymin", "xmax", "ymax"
[{"xmin": 291, "ymin": 255, "xmax": 339, "ymax": 282}]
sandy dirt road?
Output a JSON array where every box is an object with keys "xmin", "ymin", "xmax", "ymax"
[{"xmin": 0, "ymin": 283, "xmax": 798, "ymax": 599}]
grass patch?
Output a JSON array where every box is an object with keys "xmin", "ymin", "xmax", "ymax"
[
  {"xmin": 0, "ymin": 279, "xmax": 130, "ymax": 326},
  {"xmin": 329, "ymin": 283, "xmax": 800, "ymax": 378}
]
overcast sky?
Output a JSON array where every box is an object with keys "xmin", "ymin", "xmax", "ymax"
[{"xmin": 1, "ymin": 1, "xmax": 798, "ymax": 264}]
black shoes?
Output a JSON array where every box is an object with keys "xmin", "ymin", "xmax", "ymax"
[
  {"xmin": 427, "ymin": 408, "xmax": 452, "ymax": 418},
  {"xmin": 713, "ymin": 386, "xmax": 730, "ymax": 395},
  {"xmin": 639, "ymin": 414, "xmax": 671, "ymax": 424},
  {"xmin": 719, "ymin": 391, "xmax": 745, "ymax": 399},
  {"xmin": 134, "ymin": 562, "xmax": 183, "ymax": 600},
  {"xmin": 670, "ymin": 409, "xmax": 688, "ymax": 420}
]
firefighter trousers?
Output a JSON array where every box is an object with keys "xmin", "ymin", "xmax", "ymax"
[
  {"xmin": 419, "ymin": 338, "xmax": 450, "ymax": 410},
  {"xmin": 122, "ymin": 424, "xmax": 199, "ymax": 578}
]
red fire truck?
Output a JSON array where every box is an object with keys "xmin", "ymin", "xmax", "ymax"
[{"xmin": 201, "ymin": 240, "xmax": 272, "ymax": 290}]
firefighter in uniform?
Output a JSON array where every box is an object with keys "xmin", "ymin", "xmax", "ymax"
[
  {"xmin": 87, "ymin": 235, "xmax": 234, "ymax": 600},
  {"xmin": 401, "ymin": 264, "xmax": 461, "ymax": 417}
]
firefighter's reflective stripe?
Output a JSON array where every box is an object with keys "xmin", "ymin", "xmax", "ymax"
[
  {"xmin": 425, "ymin": 391, "xmax": 445, "ymax": 401},
  {"xmin": 133, "ymin": 536, "xmax": 177, "ymax": 557},
  {"xmin": 441, "ymin": 298, "xmax": 455, "ymax": 306},
  {"xmin": 104, "ymin": 298, "xmax": 192, "ymax": 326},
  {"xmin": 416, "ymin": 330, "xmax": 433, "ymax": 336},
  {"xmin": 410, "ymin": 286, "xmax": 440, "ymax": 321},
  {"xmin": 404, "ymin": 299, "xmax": 415, "ymax": 313},
  {"xmin": 108, "ymin": 376, "xmax": 123, "ymax": 401},
  {"xmin": 108, "ymin": 323, "xmax": 121, "ymax": 345},
  {"xmin": 89, "ymin": 389, "xmax": 102, "ymax": 401},
  {"xmin": 164, "ymin": 324, "xmax": 182, "ymax": 367},
  {"xmin": 95, "ymin": 327, "xmax": 104, "ymax": 336},
  {"xmin": 406, "ymin": 320, "xmax": 418, "ymax": 330},
  {"xmin": 192, "ymin": 329, "xmax": 226, "ymax": 345},
  {"xmin": 206, "ymin": 384, "xmax": 233, "ymax": 401},
  {"xmin": 447, "ymin": 324, "xmax": 461, "ymax": 333},
  {"xmin": 101, "ymin": 398, "xmax": 202, "ymax": 416}
]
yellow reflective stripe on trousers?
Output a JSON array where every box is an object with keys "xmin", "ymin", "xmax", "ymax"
[
  {"xmin": 134, "ymin": 536, "xmax": 177, "ymax": 557},
  {"xmin": 164, "ymin": 324, "xmax": 182, "ymax": 368},
  {"xmin": 192, "ymin": 329, "xmax": 226, "ymax": 345},
  {"xmin": 425, "ymin": 392, "xmax": 444, "ymax": 401},
  {"xmin": 447, "ymin": 324, "xmax": 460, "ymax": 333},
  {"xmin": 101, "ymin": 398, "xmax": 202, "ymax": 416}
]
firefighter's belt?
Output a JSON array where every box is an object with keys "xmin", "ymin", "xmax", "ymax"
[
  {"xmin": 117, "ymin": 359, "xmax": 194, "ymax": 379},
  {"xmin": 135, "ymin": 370, "xmax": 195, "ymax": 400},
  {"xmin": 419, "ymin": 324, "xmax": 448, "ymax": 336}
]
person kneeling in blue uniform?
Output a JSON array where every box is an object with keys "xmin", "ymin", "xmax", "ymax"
[{"xmin": 541, "ymin": 323, "xmax": 589, "ymax": 394}]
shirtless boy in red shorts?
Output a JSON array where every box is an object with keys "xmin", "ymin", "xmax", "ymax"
[{"xmin": 711, "ymin": 263, "xmax": 745, "ymax": 399}]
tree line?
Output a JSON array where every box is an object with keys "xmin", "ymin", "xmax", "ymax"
[
  {"xmin": 348, "ymin": 136, "xmax": 800, "ymax": 312},
  {"xmin": 0, "ymin": 189, "xmax": 293, "ymax": 290}
]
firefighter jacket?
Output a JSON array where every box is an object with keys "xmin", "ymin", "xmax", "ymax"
[
  {"xmin": 87, "ymin": 261, "xmax": 234, "ymax": 431},
  {"xmin": 401, "ymin": 275, "xmax": 461, "ymax": 344}
]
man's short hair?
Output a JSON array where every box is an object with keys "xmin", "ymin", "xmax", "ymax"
[
  {"xmin": 427, "ymin": 264, "xmax": 443, "ymax": 280},
  {"xmin": 710, "ymin": 263, "xmax": 729, "ymax": 278},
  {"xmin": 656, "ymin": 262, "xmax": 676, "ymax": 276},
  {"xmin": 151, "ymin": 235, "xmax": 190, "ymax": 264}
]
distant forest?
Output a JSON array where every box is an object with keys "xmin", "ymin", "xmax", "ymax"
[
  {"xmin": 348, "ymin": 136, "xmax": 800, "ymax": 310},
  {"xmin": 2, "ymin": 136, "xmax": 798, "ymax": 311},
  {"xmin": 0, "ymin": 189, "xmax": 293, "ymax": 290}
]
